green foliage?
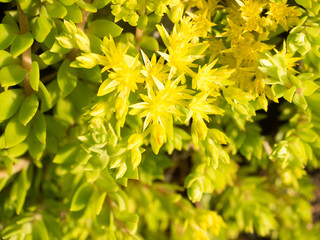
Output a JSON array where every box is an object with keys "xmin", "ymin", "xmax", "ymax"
[{"xmin": 0, "ymin": 0, "xmax": 320, "ymax": 239}]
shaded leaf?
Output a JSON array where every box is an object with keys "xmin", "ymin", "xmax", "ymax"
[
  {"xmin": 5, "ymin": 115, "xmax": 31, "ymax": 148},
  {"xmin": 19, "ymin": 94, "xmax": 39, "ymax": 126},
  {"xmin": 0, "ymin": 64, "xmax": 27, "ymax": 88},
  {"xmin": 0, "ymin": 89, "xmax": 24, "ymax": 122},
  {"xmin": 86, "ymin": 19, "xmax": 123, "ymax": 38},
  {"xmin": 70, "ymin": 182, "xmax": 93, "ymax": 211},
  {"xmin": 57, "ymin": 59, "xmax": 78, "ymax": 97},
  {"xmin": 10, "ymin": 32, "xmax": 34, "ymax": 57},
  {"xmin": 0, "ymin": 23, "xmax": 19, "ymax": 50}
]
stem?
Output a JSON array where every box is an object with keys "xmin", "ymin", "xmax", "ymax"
[
  {"xmin": 17, "ymin": 2, "xmax": 33, "ymax": 96},
  {"xmin": 262, "ymin": 136, "xmax": 272, "ymax": 156},
  {"xmin": 135, "ymin": 27, "xmax": 143, "ymax": 51},
  {"xmin": 41, "ymin": 71, "xmax": 57, "ymax": 83},
  {"xmin": 0, "ymin": 159, "xmax": 30, "ymax": 179}
]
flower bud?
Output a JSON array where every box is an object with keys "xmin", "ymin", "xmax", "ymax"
[
  {"xmin": 75, "ymin": 32, "xmax": 91, "ymax": 52},
  {"xmin": 127, "ymin": 134, "xmax": 144, "ymax": 149},
  {"xmin": 131, "ymin": 148, "xmax": 141, "ymax": 169},
  {"xmin": 56, "ymin": 36, "xmax": 74, "ymax": 49},
  {"xmin": 116, "ymin": 162, "xmax": 127, "ymax": 179},
  {"xmin": 187, "ymin": 181, "xmax": 203, "ymax": 203},
  {"xmin": 64, "ymin": 20, "xmax": 77, "ymax": 34},
  {"xmin": 76, "ymin": 53, "xmax": 99, "ymax": 68}
]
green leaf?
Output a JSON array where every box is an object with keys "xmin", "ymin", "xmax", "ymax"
[
  {"xmin": 306, "ymin": 92, "xmax": 320, "ymax": 115},
  {"xmin": 96, "ymin": 170, "xmax": 119, "ymax": 192},
  {"xmin": 0, "ymin": 64, "xmax": 27, "ymax": 88},
  {"xmin": 86, "ymin": 19, "xmax": 123, "ymax": 38},
  {"xmin": 1, "ymin": 222, "xmax": 31, "ymax": 239},
  {"xmin": 46, "ymin": 116, "xmax": 67, "ymax": 138},
  {"xmin": 94, "ymin": 192, "xmax": 107, "ymax": 215},
  {"xmin": 301, "ymin": 80, "xmax": 319, "ymax": 96},
  {"xmin": 10, "ymin": 32, "xmax": 34, "ymax": 57},
  {"xmin": 29, "ymin": 61, "xmax": 40, "ymax": 91},
  {"xmin": 55, "ymin": 98, "xmax": 77, "ymax": 125},
  {"xmin": 32, "ymin": 219, "xmax": 50, "ymax": 240},
  {"xmin": 114, "ymin": 211, "xmax": 139, "ymax": 234},
  {"xmin": 293, "ymin": 93, "xmax": 308, "ymax": 110},
  {"xmin": 70, "ymin": 80, "xmax": 92, "ymax": 111},
  {"xmin": 0, "ymin": 50, "xmax": 20, "ymax": 67},
  {"xmin": 57, "ymin": 59, "xmax": 78, "ymax": 97},
  {"xmin": 0, "ymin": 135, "xmax": 5, "ymax": 149},
  {"xmin": 77, "ymin": 0, "xmax": 97, "ymax": 12},
  {"xmin": 2, "ymin": 12, "xmax": 19, "ymax": 29},
  {"xmin": 40, "ymin": 51, "xmax": 64, "ymax": 65},
  {"xmin": 137, "ymin": 15, "xmax": 148, "ymax": 29},
  {"xmin": 38, "ymin": 81, "xmax": 52, "ymax": 112},
  {"xmin": 59, "ymin": 0, "xmax": 76, "ymax": 6},
  {"xmin": 0, "ymin": 23, "xmax": 19, "ymax": 50},
  {"xmin": 92, "ymin": 0, "xmax": 110, "ymax": 9},
  {"xmin": 296, "ymin": 0, "xmax": 312, "ymax": 9},
  {"xmin": 42, "ymin": 214, "xmax": 62, "ymax": 239},
  {"xmin": 0, "ymin": 89, "xmax": 25, "ymax": 122},
  {"xmin": 140, "ymin": 36, "xmax": 159, "ymax": 52},
  {"xmin": 33, "ymin": 112, "xmax": 46, "ymax": 144},
  {"xmin": 17, "ymin": 0, "xmax": 41, "ymax": 16},
  {"xmin": 33, "ymin": 7, "xmax": 52, "ymax": 43},
  {"xmin": 7, "ymin": 141, "xmax": 28, "ymax": 158},
  {"xmin": 18, "ymin": 94, "xmax": 39, "ymax": 126},
  {"xmin": 46, "ymin": 1, "xmax": 67, "ymax": 18},
  {"xmin": 87, "ymin": 33, "xmax": 102, "ymax": 54},
  {"xmin": 283, "ymin": 86, "xmax": 296, "ymax": 103},
  {"xmin": 46, "ymin": 135, "xmax": 57, "ymax": 153},
  {"xmin": 79, "ymin": 66, "xmax": 102, "ymax": 82},
  {"xmin": 16, "ymin": 168, "xmax": 31, "ymax": 214},
  {"xmin": 65, "ymin": 5, "xmax": 83, "ymax": 23},
  {"xmin": 70, "ymin": 182, "xmax": 93, "ymax": 211},
  {"xmin": 42, "ymin": 80, "xmax": 61, "ymax": 112},
  {"xmin": 27, "ymin": 132, "xmax": 45, "ymax": 161},
  {"xmin": 5, "ymin": 115, "xmax": 31, "ymax": 148},
  {"xmin": 53, "ymin": 143, "xmax": 79, "ymax": 164},
  {"xmin": 272, "ymin": 84, "xmax": 286, "ymax": 98},
  {"xmin": 2, "ymin": 156, "xmax": 13, "ymax": 176}
]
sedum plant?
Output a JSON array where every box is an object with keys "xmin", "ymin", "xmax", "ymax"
[{"xmin": 1, "ymin": 0, "xmax": 320, "ymax": 239}]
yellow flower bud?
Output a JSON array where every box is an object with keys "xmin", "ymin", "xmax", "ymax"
[
  {"xmin": 128, "ymin": 134, "xmax": 144, "ymax": 149},
  {"xmin": 56, "ymin": 36, "xmax": 74, "ymax": 49},
  {"xmin": 131, "ymin": 148, "xmax": 141, "ymax": 169}
]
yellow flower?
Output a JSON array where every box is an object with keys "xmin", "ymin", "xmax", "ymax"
[
  {"xmin": 156, "ymin": 18, "xmax": 209, "ymax": 77},
  {"xmin": 223, "ymin": 18, "xmax": 245, "ymax": 43},
  {"xmin": 99, "ymin": 36, "xmax": 129, "ymax": 72},
  {"xmin": 187, "ymin": 92, "xmax": 224, "ymax": 123},
  {"xmin": 187, "ymin": 92, "xmax": 224, "ymax": 142},
  {"xmin": 192, "ymin": 59, "xmax": 234, "ymax": 94},
  {"xmin": 140, "ymin": 51, "xmax": 169, "ymax": 89},
  {"xmin": 187, "ymin": 9, "xmax": 216, "ymax": 38},
  {"xmin": 130, "ymin": 78, "xmax": 191, "ymax": 131},
  {"xmin": 129, "ymin": 77, "xmax": 192, "ymax": 153},
  {"xmin": 268, "ymin": 0, "xmax": 301, "ymax": 31},
  {"xmin": 271, "ymin": 41, "xmax": 301, "ymax": 74},
  {"xmin": 97, "ymin": 55, "xmax": 144, "ymax": 98},
  {"xmin": 223, "ymin": 33, "xmax": 273, "ymax": 67},
  {"xmin": 236, "ymin": 0, "xmax": 266, "ymax": 33}
]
